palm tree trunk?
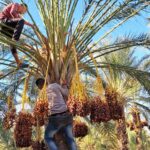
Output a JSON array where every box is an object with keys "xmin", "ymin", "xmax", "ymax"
[
  {"xmin": 135, "ymin": 130, "xmax": 143, "ymax": 150},
  {"xmin": 54, "ymin": 130, "xmax": 69, "ymax": 150},
  {"xmin": 132, "ymin": 110, "xmax": 143, "ymax": 150},
  {"xmin": 116, "ymin": 113, "xmax": 129, "ymax": 150}
]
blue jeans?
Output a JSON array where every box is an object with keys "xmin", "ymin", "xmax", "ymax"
[{"xmin": 44, "ymin": 112, "xmax": 77, "ymax": 150}]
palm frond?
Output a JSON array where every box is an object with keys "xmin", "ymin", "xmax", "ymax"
[
  {"xmin": 95, "ymin": 62, "xmax": 150, "ymax": 94},
  {"xmin": 82, "ymin": 33, "xmax": 150, "ymax": 61},
  {"xmin": 133, "ymin": 102, "xmax": 150, "ymax": 115}
]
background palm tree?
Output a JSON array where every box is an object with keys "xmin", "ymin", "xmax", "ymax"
[{"xmin": 84, "ymin": 48, "xmax": 150, "ymax": 149}]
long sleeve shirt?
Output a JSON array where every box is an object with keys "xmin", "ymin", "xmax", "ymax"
[
  {"xmin": 46, "ymin": 83, "xmax": 69, "ymax": 115},
  {"xmin": 0, "ymin": 3, "xmax": 32, "ymax": 27}
]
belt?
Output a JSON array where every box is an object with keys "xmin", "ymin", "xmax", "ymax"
[{"xmin": 50, "ymin": 110, "xmax": 69, "ymax": 116}]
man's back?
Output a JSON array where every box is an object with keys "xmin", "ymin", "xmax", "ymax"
[
  {"xmin": 47, "ymin": 83, "xmax": 68, "ymax": 115},
  {"xmin": 0, "ymin": 3, "xmax": 20, "ymax": 19}
]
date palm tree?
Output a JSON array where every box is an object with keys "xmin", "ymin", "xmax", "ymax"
[{"xmin": 0, "ymin": 0, "xmax": 150, "ymax": 149}]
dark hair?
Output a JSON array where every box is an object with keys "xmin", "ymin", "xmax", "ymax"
[
  {"xmin": 21, "ymin": 3, "xmax": 28, "ymax": 9},
  {"xmin": 35, "ymin": 78, "xmax": 45, "ymax": 86}
]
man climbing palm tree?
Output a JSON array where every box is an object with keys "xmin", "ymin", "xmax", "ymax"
[
  {"xmin": 36, "ymin": 78, "xmax": 77, "ymax": 150},
  {"xmin": 0, "ymin": 3, "xmax": 34, "ymax": 68}
]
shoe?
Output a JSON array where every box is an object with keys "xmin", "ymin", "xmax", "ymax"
[{"xmin": 19, "ymin": 63, "xmax": 29, "ymax": 69}]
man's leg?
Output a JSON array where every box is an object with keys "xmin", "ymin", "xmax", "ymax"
[
  {"xmin": 1, "ymin": 20, "xmax": 20, "ymax": 66},
  {"xmin": 10, "ymin": 45, "xmax": 21, "ymax": 66},
  {"xmin": 3, "ymin": 18, "xmax": 25, "ymax": 41},
  {"xmin": 2, "ymin": 19, "xmax": 28, "ymax": 67},
  {"xmin": 44, "ymin": 122, "xmax": 59, "ymax": 150},
  {"xmin": 62, "ymin": 124, "xmax": 77, "ymax": 150},
  {"xmin": 11, "ymin": 19, "xmax": 29, "ymax": 68},
  {"xmin": 11, "ymin": 19, "xmax": 24, "ymax": 41}
]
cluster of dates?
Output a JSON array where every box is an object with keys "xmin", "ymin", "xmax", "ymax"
[
  {"xmin": 73, "ymin": 120, "xmax": 88, "ymax": 138},
  {"xmin": 33, "ymin": 100, "xmax": 49, "ymax": 126},
  {"xmin": 90, "ymin": 96, "xmax": 110, "ymax": 123},
  {"xmin": 14, "ymin": 111, "xmax": 34, "ymax": 147},
  {"xmin": 67, "ymin": 96, "xmax": 91, "ymax": 117},
  {"xmin": 2, "ymin": 108, "xmax": 16, "ymax": 130},
  {"xmin": 105, "ymin": 88, "xmax": 123, "ymax": 120}
]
